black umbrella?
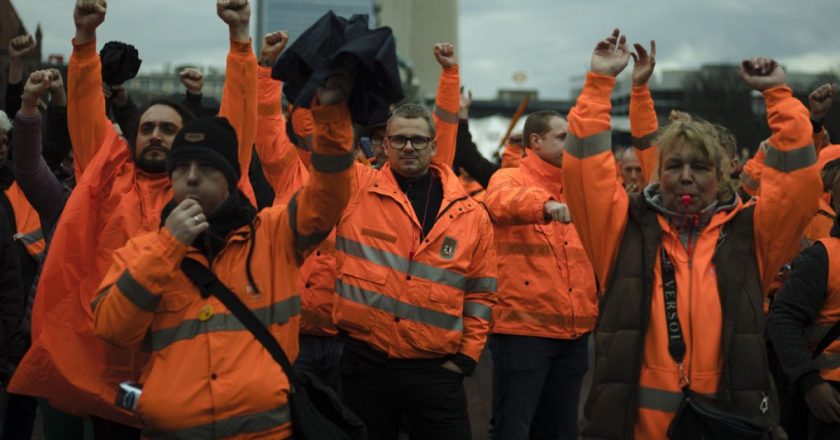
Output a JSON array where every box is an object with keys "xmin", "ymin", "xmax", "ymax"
[
  {"xmin": 272, "ymin": 11, "xmax": 404, "ymax": 126},
  {"xmin": 99, "ymin": 41, "xmax": 142, "ymax": 86}
]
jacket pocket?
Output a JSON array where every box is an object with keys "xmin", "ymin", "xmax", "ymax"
[{"xmin": 334, "ymin": 262, "xmax": 388, "ymax": 333}]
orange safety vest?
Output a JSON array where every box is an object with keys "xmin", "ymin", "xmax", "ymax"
[
  {"xmin": 5, "ymin": 183, "xmax": 45, "ymax": 262},
  {"xmin": 807, "ymin": 237, "xmax": 840, "ymax": 382},
  {"xmin": 9, "ymin": 38, "xmax": 258, "ymax": 425},
  {"xmin": 563, "ymin": 72, "xmax": 820, "ymax": 438},
  {"xmin": 333, "ymin": 161, "xmax": 497, "ymax": 363},
  {"xmin": 483, "ymin": 153, "xmax": 597, "ymax": 339}
]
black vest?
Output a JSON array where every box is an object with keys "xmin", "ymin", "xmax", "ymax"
[{"xmin": 583, "ymin": 194, "xmax": 779, "ymax": 439}]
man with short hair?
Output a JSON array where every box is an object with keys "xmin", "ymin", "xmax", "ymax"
[
  {"xmin": 334, "ymin": 102, "xmax": 497, "ymax": 440},
  {"xmin": 10, "ymin": 0, "xmax": 259, "ymax": 436},
  {"xmin": 483, "ymin": 109, "xmax": 597, "ymax": 440},
  {"xmin": 620, "ymin": 147, "xmax": 644, "ymax": 193}
]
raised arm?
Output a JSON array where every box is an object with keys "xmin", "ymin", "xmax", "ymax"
[
  {"xmin": 742, "ymin": 58, "xmax": 822, "ymax": 293},
  {"xmin": 216, "ymin": 0, "xmax": 258, "ymax": 198},
  {"xmin": 6, "ymin": 35, "xmax": 37, "ymax": 116},
  {"xmin": 562, "ymin": 28, "xmax": 632, "ymax": 287},
  {"xmin": 809, "ymin": 83, "xmax": 836, "ymax": 152},
  {"xmin": 454, "ymin": 90, "xmax": 499, "ymax": 188},
  {"xmin": 254, "ymin": 31, "xmax": 309, "ymax": 205},
  {"xmin": 432, "ymin": 43, "xmax": 460, "ymax": 167},
  {"xmin": 484, "ymin": 169, "xmax": 561, "ymax": 225},
  {"xmin": 68, "ymin": 0, "xmax": 116, "ymax": 176},
  {"xmin": 283, "ymin": 68, "xmax": 356, "ymax": 257},
  {"xmin": 629, "ymin": 40, "xmax": 659, "ymax": 182},
  {"xmin": 14, "ymin": 71, "xmax": 67, "ymax": 232}
]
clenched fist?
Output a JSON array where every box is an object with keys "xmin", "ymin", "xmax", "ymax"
[
  {"xmin": 260, "ymin": 31, "xmax": 289, "ymax": 67},
  {"xmin": 180, "ymin": 68, "xmax": 204, "ymax": 94},
  {"xmin": 739, "ymin": 57, "xmax": 785, "ymax": 92},
  {"xmin": 809, "ymin": 83, "xmax": 837, "ymax": 122},
  {"xmin": 434, "ymin": 43, "xmax": 457, "ymax": 69},
  {"xmin": 74, "ymin": 0, "xmax": 107, "ymax": 43},
  {"xmin": 217, "ymin": 0, "xmax": 250, "ymax": 42},
  {"xmin": 9, "ymin": 35, "xmax": 36, "ymax": 60},
  {"xmin": 544, "ymin": 201, "xmax": 571, "ymax": 224}
]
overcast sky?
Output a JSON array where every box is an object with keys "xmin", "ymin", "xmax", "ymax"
[{"xmin": 12, "ymin": 0, "xmax": 840, "ymax": 100}]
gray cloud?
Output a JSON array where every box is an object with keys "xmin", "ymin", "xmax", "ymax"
[{"xmin": 13, "ymin": 0, "xmax": 840, "ymax": 100}]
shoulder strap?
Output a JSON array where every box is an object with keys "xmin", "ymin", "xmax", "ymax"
[
  {"xmin": 180, "ymin": 257, "xmax": 300, "ymax": 392},
  {"xmin": 815, "ymin": 321, "xmax": 840, "ymax": 358}
]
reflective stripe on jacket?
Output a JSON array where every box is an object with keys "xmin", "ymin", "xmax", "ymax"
[
  {"xmin": 333, "ymin": 160, "xmax": 496, "ymax": 363},
  {"xmin": 5, "ymin": 183, "xmax": 44, "ymax": 262},
  {"xmin": 563, "ymin": 72, "xmax": 820, "ymax": 439},
  {"xmin": 9, "ymin": 38, "xmax": 259, "ymax": 425},
  {"xmin": 483, "ymin": 153, "xmax": 597, "ymax": 339}
]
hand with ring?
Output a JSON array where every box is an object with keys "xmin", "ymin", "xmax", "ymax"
[{"xmin": 164, "ymin": 199, "xmax": 209, "ymax": 245}]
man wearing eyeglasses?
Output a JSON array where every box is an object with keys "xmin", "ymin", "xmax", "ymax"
[{"xmin": 332, "ymin": 103, "xmax": 497, "ymax": 440}]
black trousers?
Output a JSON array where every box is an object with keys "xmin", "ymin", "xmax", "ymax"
[
  {"xmin": 90, "ymin": 416, "xmax": 140, "ymax": 440},
  {"xmin": 340, "ymin": 350, "xmax": 471, "ymax": 440}
]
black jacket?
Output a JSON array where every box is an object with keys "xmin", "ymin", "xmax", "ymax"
[
  {"xmin": 0, "ymin": 203, "xmax": 24, "ymax": 382},
  {"xmin": 453, "ymin": 119, "xmax": 499, "ymax": 189},
  {"xmin": 768, "ymin": 214, "xmax": 839, "ymax": 393}
]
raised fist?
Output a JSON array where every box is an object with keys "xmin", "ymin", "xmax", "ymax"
[
  {"xmin": 591, "ymin": 28, "xmax": 631, "ymax": 77},
  {"xmin": 74, "ymin": 0, "xmax": 107, "ymax": 34},
  {"xmin": 260, "ymin": 31, "xmax": 289, "ymax": 67},
  {"xmin": 217, "ymin": 0, "xmax": 250, "ymax": 28},
  {"xmin": 47, "ymin": 69, "xmax": 67, "ymax": 106},
  {"xmin": 631, "ymin": 40, "xmax": 656, "ymax": 87},
  {"xmin": 434, "ymin": 43, "xmax": 457, "ymax": 69},
  {"xmin": 9, "ymin": 35, "xmax": 36, "ymax": 60},
  {"xmin": 180, "ymin": 68, "xmax": 204, "ymax": 94},
  {"xmin": 23, "ymin": 70, "xmax": 58, "ymax": 104},
  {"xmin": 739, "ymin": 57, "xmax": 785, "ymax": 92},
  {"xmin": 809, "ymin": 83, "xmax": 837, "ymax": 122}
]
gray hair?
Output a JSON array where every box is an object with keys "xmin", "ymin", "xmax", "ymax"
[{"xmin": 387, "ymin": 103, "xmax": 436, "ymax": 138}]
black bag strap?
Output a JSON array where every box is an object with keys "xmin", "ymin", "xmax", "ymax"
[
  {"xmin": 661, "ymin": 248, "xmax": 689, "ymax": 386},
  {"xmin": 814, "ymin": 320, "xmax": 840, "ymax": 359},
  {"xmin": 180, "ymin": 257, "xmax": 300, "ymax": 393}
]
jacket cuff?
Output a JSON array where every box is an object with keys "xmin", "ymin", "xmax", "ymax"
[
  {"xmin": 311, "ymin": 102, "xmax": 351, "ymax": 125},
  {"xmin": 762, "ymin": 85, "xmax": 794, "ymax": 109},
  {"xmin": 71, "ymin": 38, "xmax": 98, "ymax": 60},
  {"xmin": 443, "ymin": 65, "xmax": 459, "ymax": 76},
  {"xmin": 583, "ymin": 72, "xmax": 616, "ymax": 101},
  {"xmin": 157, "ymin": 227, "xmax": 189, "ymax": 264},
  {"xmin": 450, "ymin": 353, "xmax": 477, "ymax": 376},
  {"xmin": 229, "ymin": 39, "xmax": 253, "ymax": 58},
  {"xmin": 797, "ymin": 370, "xmax": 825, "ymax": 394}
]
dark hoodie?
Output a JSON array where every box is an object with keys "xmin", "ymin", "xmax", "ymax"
[{"xmin": 767, "ymin": 212, "xmax": 837, "ymax": 394}]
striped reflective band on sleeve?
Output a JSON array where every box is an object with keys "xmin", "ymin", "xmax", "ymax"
[
  {"xmin": 637, "ymin": 386, "xmax": 717, "ymax": 414},
  {"xmin": 310, "ymin": 151, "xmax": 356, "ymax": 173},
  {"xmin": 565, "ymin": 131, "xmax": 612, "ymax": 159},
  {"xmin": 632, "ymin": 132, "xmax": 656, "ymax": 150},
  {"xmin": 434, "ymin": 106, "xmax": 459, "ymax": 124},
  {"xmin": 338, "ymin": 236, "xmax": 489, "ymax": 292},
  {"xmin": 336, "ymin": 279, "xmax": 463, "ymax": 331},
  {"xmin": 117, "ymin": 270, "xmax": 161, "ymax": 313},
  {"xmin": 764, "ymin": 143, "xmax": 816, "ymax": 173},
  {"xmin": 144, "ymin": 404, "xmax": 290, "ymax": 439},
  {"xmin": 15, "ymin": 229, "xmax": 44, "ymax": 246},
  {"xmin": 143, "ymin": 296, "xmax": 301, "ymax": 352},
  {"xmin": 465, "ymin": 277, "xmax": 496, "ymax": 293},
  {"xmin": 463, "ymin": 301, "xmax": 492, "ymax": 321}
]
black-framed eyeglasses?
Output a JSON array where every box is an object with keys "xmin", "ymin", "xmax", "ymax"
[{"xmin": 385, "ymin": 135, "xmax": 433, "ymax": 150}]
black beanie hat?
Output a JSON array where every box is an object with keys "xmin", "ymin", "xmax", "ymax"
[{"xmin": 166, "ymin": 117, "xmax": 240, "ymax": 189}]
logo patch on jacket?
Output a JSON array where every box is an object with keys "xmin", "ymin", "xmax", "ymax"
[{"xmin": 440, "ymin": 236, "xmax": 458, "ymax": 260}]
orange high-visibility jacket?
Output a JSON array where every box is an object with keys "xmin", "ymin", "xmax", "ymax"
[
  {"xmin": 91, "ymin": 101, "xmax": 355, "ymax": 438},
  {"xmin": 501, "ymin": 143, "xmax": 524, "ymax": 169},
  {"xmin": 807, "ymin": 237, "xmax": 840, "ymax": 382},
  {"xmin": 5, "ymin": 182, "xmax": 45, "ymax": 262},
  {"xmin": 332, "ymin": 159, "xmax": 496, "ymax": 364},
  {"xmin": 483, "ymin": 153, "xmax": 597, "ymax": 339},
  {"xmin": 562, "ymin": 72, "xmax": 820, "ymax": 438},
  {"xmin": 290, "ymin": 66, "xmax": 461, "ymax": 337},
  {"xmin": 9, "ymin": 38, "xmax": 258, "ymax": 426},
  {"xmin": 804, "ymin": 195, "xmax": 836, "ymax": 247},
  {"xmin": 629, "ymin": 84, "xmax": 661, "ymax": 183}
]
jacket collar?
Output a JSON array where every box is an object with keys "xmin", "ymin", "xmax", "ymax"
[
  {"xmin": 372, "ymin": 160, "xmax": 469, "ymax": 206},
  {"xmin": 643, "ymin": 183, "xmax": 742, "ymax": 233},
  {"xmin": 520, "ymin": 152, "xmax": 564, "ymax": 197}
]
